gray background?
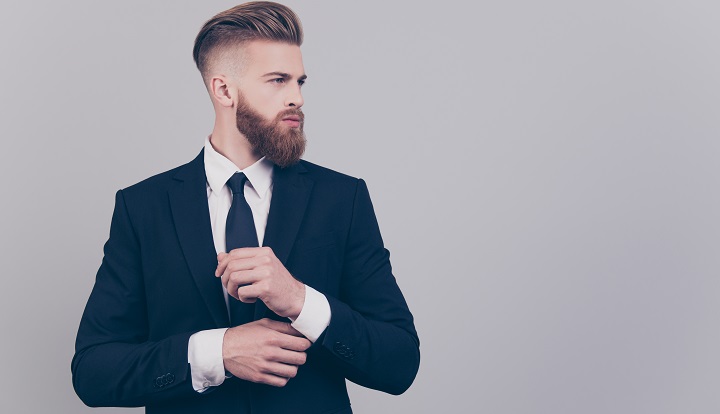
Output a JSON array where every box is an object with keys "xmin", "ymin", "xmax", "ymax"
[{"xmin": 1, "ymin": 0, "xmax": 718, "ymax": 413}]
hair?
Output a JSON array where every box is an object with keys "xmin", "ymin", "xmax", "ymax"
[{"xmin": 193, "ymin": 1, "xmax": 303, "ymax": 85}]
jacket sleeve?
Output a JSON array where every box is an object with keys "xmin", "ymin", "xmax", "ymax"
[
  {"xmin": 71, "ymin": 189, "xmax": 198, "ymax": 407},
  {"xmin": 317, "ymin": 179, "xmax": 420, "ymax": 395}
]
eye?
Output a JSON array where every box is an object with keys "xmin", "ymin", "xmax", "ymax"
[
  {"xmin": 271, "ymin": 78, "xmax": 286, "ymax": 84},
  {"xmin": 298, "ymin": 79, "xmax": 306, "ymax": 87}
]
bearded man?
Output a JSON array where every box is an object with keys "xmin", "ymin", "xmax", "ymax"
[{"xmin": 71, "ymin": 2, "xmax": 419, "ymax": 413}]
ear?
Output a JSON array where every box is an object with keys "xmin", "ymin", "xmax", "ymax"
[{"xmin": 209, "ymin": 75, "xmax": 236, "ymax": 108}]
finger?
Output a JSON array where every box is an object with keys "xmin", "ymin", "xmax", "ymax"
[
  {"xmin": 223, "ymin": 267, "xmax": 263, "ymax": 299},
  {"xmin": 216, "ymin": 247, "xmax": 276, "ymax": 276},
  {"xmin": 225, "ymin": 284, "xmax": 258, "ymax": 302},
  {"xmin": 215, "ymin": 248, "xmax": 260, "ymax": 276},
  {"xmin": 263, "ymin": 362, "xmax": 299, "ymax": 379},
  {"xmin": 270, "ymin": 349, "xmax": 307, "ymax": 366},
  {"xmin": 225, "ymin": 268, "xmax": 259, "ymax": 289},
  {"xmin": 226, "ymin": 268, "xmax": 267, "ymax": 301},
  {"xmin": 223, "ymin": 262, "xmax": 270, "ymax": 287},
  {"xmin": 272, "ymin": 333, "xmax": 312, "ymax": 352},
  {"xmin": 222, "ymin": 269, "xmax": 235, "ymax": 299},
  {"xmin": 215, "ymin": 252, "xmax": 230, "ymax": 276},
  {"xmin": 218, "ymin": 255, "xmax": 270, "ymax": 280},
  {"xmin": 259, "ymin": 319, "xmax": 304, "ymax": 337},
  {"xmin": 224, "ymin": 273, "xmax": 249, "ymax": 300},
  {"xmin": 237, "ymin": 283, "xmax": 262, "ymax": 303},
  {"xmin": 258, "ymin": 373, "xmax": 289, "ymax": 387},
  {"xmin": 231, "ymin": 246, "xmax": 271, "ymax": 258}
]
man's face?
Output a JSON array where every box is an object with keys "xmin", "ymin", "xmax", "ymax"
[{"xmin": 233, "ymin": 40, "xmax": 307, "ymax": 167}]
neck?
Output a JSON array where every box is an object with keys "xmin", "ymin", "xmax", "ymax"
[{"xmin": 209, "ymin": 118, "xmax": 261, "ymax": 170}]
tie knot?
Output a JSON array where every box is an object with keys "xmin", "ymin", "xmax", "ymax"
[{"xmin": 226, "ymin": 172, "xmax": 248, "ymax": 195}]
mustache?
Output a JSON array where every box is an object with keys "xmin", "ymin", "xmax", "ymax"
[{"xmin": 277, "ymin": 108, "xmax": 304, "ymax": 121}]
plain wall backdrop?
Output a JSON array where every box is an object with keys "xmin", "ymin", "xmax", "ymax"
[{"xmin": 1, "ymin": 0, "xmax": 719, "ymax": 413}]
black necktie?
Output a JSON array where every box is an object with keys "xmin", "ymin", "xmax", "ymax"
[{"xmin": 225, "ymin": 172, "xmax": 258, "ymax": 326}]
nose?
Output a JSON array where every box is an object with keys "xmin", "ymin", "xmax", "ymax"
[{"xmin": 285, "ymin": 84, "xmax": 304, "ymax": 108}]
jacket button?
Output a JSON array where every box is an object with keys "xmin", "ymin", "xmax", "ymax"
[
  {"xmin": 167, "ymin": 373, "xmax": 175, "ymax": 384},
  {"xmin": 154, "ymin": 377, "xmax": 164, "ymax": 388},
  {"xmin": 333, "ymin": 341, "xmax": 355, "ymax": 359}
]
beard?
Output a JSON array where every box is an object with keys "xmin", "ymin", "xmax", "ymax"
[{"xmin": 235, "ymin": 93, "xmax": 306, "ymax": 168}]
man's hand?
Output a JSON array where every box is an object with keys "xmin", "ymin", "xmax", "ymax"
[
  {"xmin": 223, "ymin": 319, "xmax": 311, "ymax": 387},
  {"xmin": 216, "ymin": 247, "xmax": 305, "ymax": 319}
]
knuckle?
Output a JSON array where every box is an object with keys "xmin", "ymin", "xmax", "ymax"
[
  {"xmin": 256, "ymin": 348, "xmax": 269, "ymax": 360},
  {"xmin": 227, "ymin": 271, "xmax": 237, "ymax": 282},
  {"xmin": 266, "ymin": 334, "xmax": 280, "ymax": 347}
]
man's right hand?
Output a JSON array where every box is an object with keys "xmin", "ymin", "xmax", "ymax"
[{"xmin": 222, "ymin": 318, "xmax": 311, "ymax": 387}]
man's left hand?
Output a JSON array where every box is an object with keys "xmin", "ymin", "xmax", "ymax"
[{"xmin": 216, "ymin": 247, "xmax": 305, "ymax": 319}]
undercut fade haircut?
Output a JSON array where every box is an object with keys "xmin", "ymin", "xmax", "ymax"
[{"xmin": 193, "ymin": 1, "xmax": 303, "ymax": 85}]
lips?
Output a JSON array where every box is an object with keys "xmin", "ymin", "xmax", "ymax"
[{"xmin": 281, "ymin": 113, "xmax": 303, "ymax": 128}]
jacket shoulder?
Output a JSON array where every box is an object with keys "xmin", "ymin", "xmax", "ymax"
[
  {"xmin": 298, "ymin": 159, "xmax": 360, "ymax": 187},
  {"xmin": 120, "ymin": 152, "xmax": 202, "ymax": 198},
  {"xmin": 119, "ymin": 165, "xmax": 183, "ymax": 199}
]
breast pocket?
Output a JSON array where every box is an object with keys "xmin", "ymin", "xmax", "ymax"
[{"xmin": 288, "ymin": 231, "xmax": 341, "ymax": 290}]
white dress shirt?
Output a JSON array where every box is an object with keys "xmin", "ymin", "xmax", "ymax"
[{"xmin": 187, "ymin": 136, "xmax": 331, "ymax": 392}]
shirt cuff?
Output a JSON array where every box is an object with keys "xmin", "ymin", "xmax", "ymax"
[
  {"xmin": 290, "ymin": 285, "xmax": 331, "ymax": 343},
  {"xmin": 187, "ymin": 328, "xmax": 229, "ymax": 392}
]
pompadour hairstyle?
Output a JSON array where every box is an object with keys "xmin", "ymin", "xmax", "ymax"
[{"xmin": 193, "ymin": 1, "xmax": 303, "ymax": 83}]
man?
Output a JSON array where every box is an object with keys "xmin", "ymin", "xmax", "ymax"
[{"xmin": 71, "ymin": 2, "xmax": 419, "ymax": 413}]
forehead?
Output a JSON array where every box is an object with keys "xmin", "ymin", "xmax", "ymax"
[{"xmin": 240, "ymin": 40, "xmax": 304, "ymax": 77}]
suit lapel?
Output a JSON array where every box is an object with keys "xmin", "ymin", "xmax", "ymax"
[
  {"xmin": 255, "ymin": 162, "xmax": 314, "ymax": 320},
  {"xmin": 168, "ymin": 149, "xmax": 229, "ymax": 328}
]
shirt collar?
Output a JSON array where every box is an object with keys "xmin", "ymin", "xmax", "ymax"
[{"xmin": 204, "ymin": 135, "xmax": 274, "ymax": 198}]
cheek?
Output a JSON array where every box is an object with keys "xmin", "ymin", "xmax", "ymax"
[
  {"xmin": 254, "ymin": 90, "xmax": 286, "ymax": 118},
  {"xmin": 239, "ymin": 86, "xmax": 276, "ymax": 117},
  {"xmin": 259, "ymin": 107, "xmax": 279, "ymax": 122}
]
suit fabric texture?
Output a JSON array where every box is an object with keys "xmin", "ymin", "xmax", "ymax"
[{"xmin": 72, "ymin": 149, "xmax": 420, "ymax": 414}]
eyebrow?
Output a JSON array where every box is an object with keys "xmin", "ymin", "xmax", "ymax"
[{"xmin": 261, "ymin": 71, "xmax": 307, "ymax": 81}]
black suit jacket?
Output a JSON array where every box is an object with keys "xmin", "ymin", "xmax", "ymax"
[{"xmin": 72, "ymin": 149, "xmax": 420, "ymax": 414}]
